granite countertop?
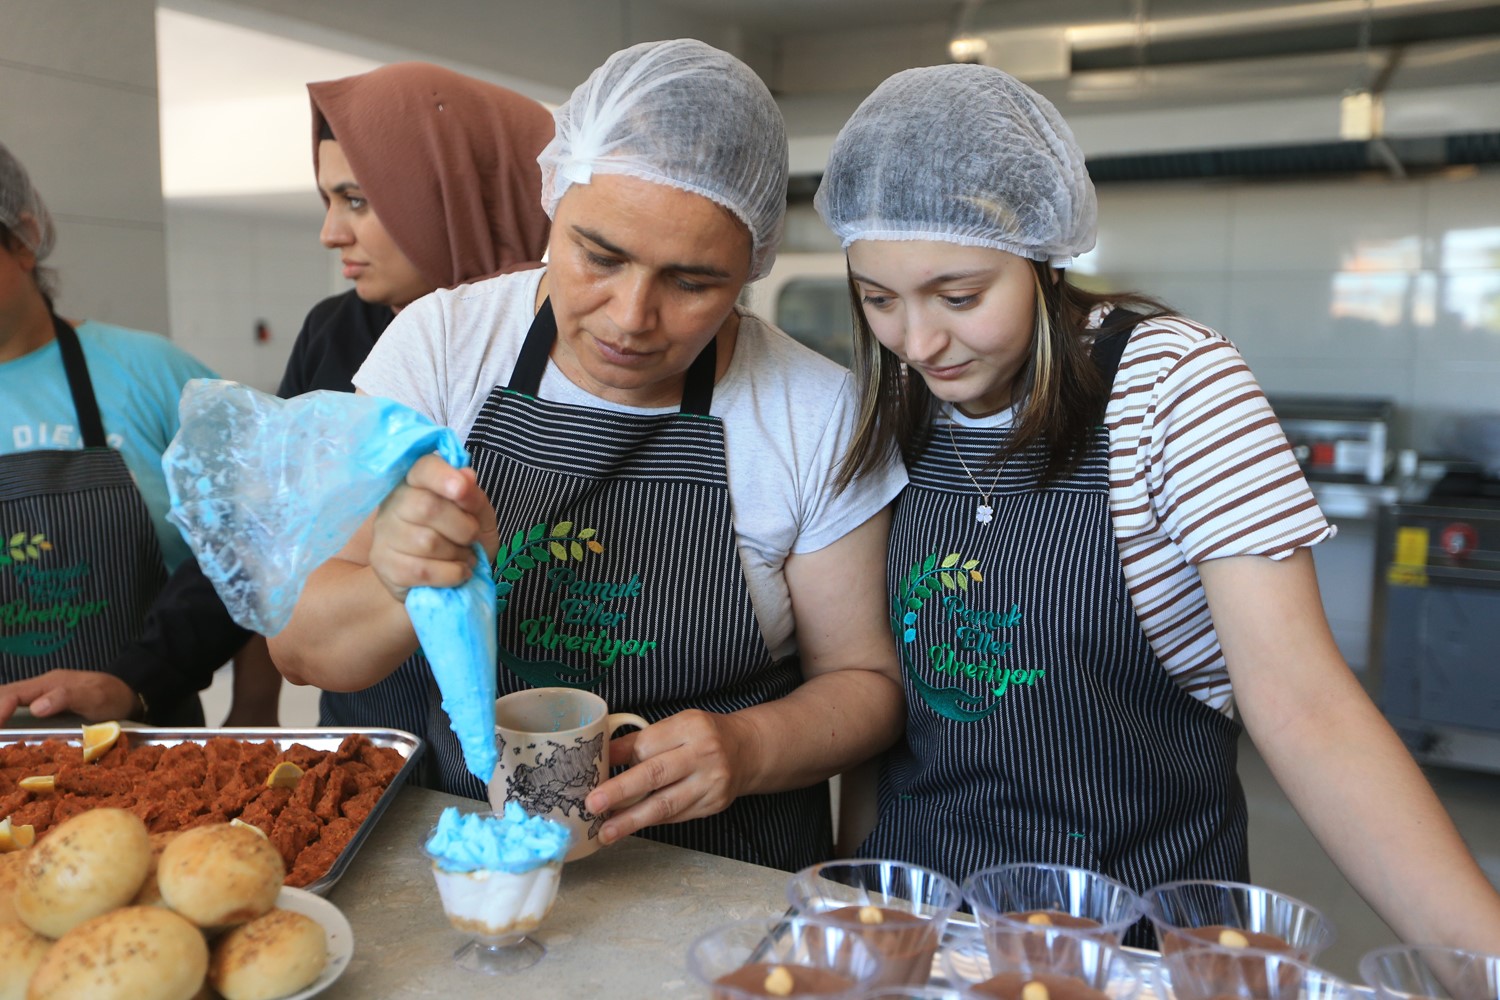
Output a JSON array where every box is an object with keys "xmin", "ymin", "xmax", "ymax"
[{"xmin": 322, "ymin": 785, "xmax": 793, "ymax": 997}]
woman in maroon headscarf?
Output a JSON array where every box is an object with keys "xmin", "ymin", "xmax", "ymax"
[{"xmin": 0, "ymin": 63, "xmax": 554, "ymax": 734}]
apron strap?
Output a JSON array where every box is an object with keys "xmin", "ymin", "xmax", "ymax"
[
  {"xmin": 53, "ymin": 315, "xmax": 108, "ymax": 449},
  {"xmin": 1091, "ymin": 307, "xmax": 1142, "ymax": 385},
  {"xmin": 506, "ymin": 297, "xmax": 718, "ymax": 417}
]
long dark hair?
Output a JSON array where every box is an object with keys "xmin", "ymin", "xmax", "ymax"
[{"xmin": 835, "ymin": 258, "xmax": 1171, "ymax": 490}]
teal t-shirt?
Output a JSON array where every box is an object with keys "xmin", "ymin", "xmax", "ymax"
[{"xmin": 0, "ymin": 320, "xmax": 216, "ymax": 570}]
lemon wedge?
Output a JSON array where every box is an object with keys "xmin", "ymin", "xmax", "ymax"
[
  {"xmin": 17, "ymin": 775, "xmax": 55, "ymax": 793},
  {"xmin": 0, "ymin": 816, "xmax": 35, "ymax": 851},
  {"xmin": 229, "ymin": 818, "xmax": 270, "ymax": 839},
  {"xmin": 82, "ymin": 720, "xmax": 122, "ymax": 763},
  {"xmin": 265, "ymin": 761, "xmax": 304, "ymax": 789}
]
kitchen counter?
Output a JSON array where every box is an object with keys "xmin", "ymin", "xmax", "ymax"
[{"xmin": 323, "ymin": 785, "xmax": 793, "ymax": 997}]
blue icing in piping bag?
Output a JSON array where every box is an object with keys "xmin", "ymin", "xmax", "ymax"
[
  {"xmin": 406, "ymin": 545, "xmax": 498, "ymax": 784},
  {"xmin": 162, "ymin": 379, "xmax": 498, "ymax": 784}
]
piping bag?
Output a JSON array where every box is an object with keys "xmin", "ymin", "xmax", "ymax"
[{"xmin": 161, "ymin": 379, "xmax": 497, "ymax": 784}]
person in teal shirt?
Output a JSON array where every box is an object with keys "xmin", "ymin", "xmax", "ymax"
[
  {"xmin": 1, "ymin": 318, "xmax": 215, "ymax": 571},
  {"xmin": 0, "ymin": 139, "xmax": 217, "ymax": 721}
]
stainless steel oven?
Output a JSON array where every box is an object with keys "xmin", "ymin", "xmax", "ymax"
[{"xmin": 1372, "ymin": 473, "xmax": 1500, "ymax": 774}]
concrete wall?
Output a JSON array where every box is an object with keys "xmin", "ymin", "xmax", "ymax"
[{"xmin": 0, "ymin": 0, "xmax": 169, "ymax": 334}]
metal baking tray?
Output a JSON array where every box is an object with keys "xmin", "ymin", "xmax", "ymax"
[{"xmin": 0, "ymin": 726, "xmax": 423, "ymax": 897}]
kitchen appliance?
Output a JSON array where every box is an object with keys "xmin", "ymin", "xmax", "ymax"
[
  {"xmin": 1371, "ymin": 471, "xmax": 1500, "ymax": 774},
  {"xmin": 1267, "ymin": 396, "xmax": 1393, "ymax": 485}
]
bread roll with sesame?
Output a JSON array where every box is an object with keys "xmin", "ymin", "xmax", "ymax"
[
  {"xmin": 0, "ymin": 851, "xmax": 27, "ymax": 923},
  {"xmin": 25, "ymin": 906, "xmax": 207, "ymax": 1000},
  {"xmin": 132, "ymin": 831, "xmax": 182, "ymax": 907},
  {"xmin": 0, "ymin": 920, "xmax": 51, "ymax": 1000},
  {"xmin": 158, "ymin": 823, "xmax": 284, "ymax": 928},
  {"xmin": 209, "ymin": 908, "xmax": 327, "ymax": 1000},
  {"xmin": 14, "ymin": 808, "xmax": 151, "ymax": 938}
]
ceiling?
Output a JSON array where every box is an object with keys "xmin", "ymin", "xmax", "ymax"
[{"xmin": 158, "ymin": 0, "xmax": 1500, "ymax": 209}]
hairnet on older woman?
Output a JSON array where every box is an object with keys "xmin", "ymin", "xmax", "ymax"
[
  {"xmin": 538, "ymin": 38, "xmax": 788, "ymax": 280},
  {"xmin": 814, "ymin": 64, "xmax": 1096, "ymax": 267},
  {"xmin": 0, "ymin": 141, "xmax": 55, "ymax": 259}
]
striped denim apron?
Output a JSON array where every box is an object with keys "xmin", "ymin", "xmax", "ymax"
[
  {"xmin": 0, "ymin": 316, "xmax": 201, "ymax": 722},
  {"xmin": 861, "ymin": 326, "xmax": 1248, "ymax": 942},
  {"xmin": 415, "ymin": 300, "xmax": 831, "ymax": 871}
]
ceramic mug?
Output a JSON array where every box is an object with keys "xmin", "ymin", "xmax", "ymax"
[{"xmin": 486, "ymin": 686, "xmax": 649, "ymax": 861}]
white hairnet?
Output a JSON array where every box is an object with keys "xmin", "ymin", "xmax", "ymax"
[
  {"xmin": 538, "ymin": 38, "xmax": 788, "ymax": 281},
  {"xmin": 815, "ymin": 64, "xmax": 1096, "ymax": 267},
  {"xmin": 0, "ymin": 141, "xmax": 55, "ymax": 260}
]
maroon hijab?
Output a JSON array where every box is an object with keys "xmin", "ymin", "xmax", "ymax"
[{"xmin": 309, "ymin": 62, "xmax": 554, "ymax": 289}]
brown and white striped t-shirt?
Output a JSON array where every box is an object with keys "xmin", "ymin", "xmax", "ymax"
[{"xmin": 946, "ymin": 307, "xmax": 1333, "ymax": 714}]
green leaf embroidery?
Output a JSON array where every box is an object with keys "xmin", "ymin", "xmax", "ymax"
[
  {"xmin": 921, "ymin": 554, "xmax": 937, "ymax": 573},
  {"xmin": 515, "ymin": 555, "xmax": 535, "ymax": 571},
  {"xmin": 940, "ymin": 572, "xmax": 955, "ymax": 590},
  {"xmin": 527, "ymin": 523, "xmax": 546, "ymax": 542},
  {"xmin": 569, "ymin": 541, "xmax": 584, "ymax": 560},
  {"xmin": 906, "ymin": 597, "xmax": 921, "ymax": 611},
  {"xmin": 552, "ymin": 520, "xmax": 574, "ymax": 537},
  {"xmin": 548, "ymin": 541, "xmax": 568, "ymax": 561},
  {"xmin": 577, "ymin": 527, "xmax": 596, "ymax": 540},
  {"xmin": 25, "ymin": 545, "xmax": 39, "ymax": 559},
  {"xmin": 956, "ymin": 573, "xmax": 970, "ymax": 591},
  {"xmin": 501, "ymin": 568, "xmax": 524, "ymax": 582},
  {"xmin": 940, "ymin": 553, "xmax": 961, "ymax": 569},
  {"xmin": 495, "ymin": 582, "xmax": 513, "ymax": 598},
  {"xmin": 961, "ymin": 559, "xmax": 979, "ymax": 570},
  {"xmin": 510, "ymin": 529, "xmax": 526, "ymax": 555},
  {"xmin": 528, "ymin": 545, "xmax": 550, "ymax": 563},
  {"xmin": 7, "ymin": 532, "xmax": 24, "ymax": 547}
]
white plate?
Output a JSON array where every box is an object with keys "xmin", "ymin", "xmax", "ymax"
[{"xmin": 272, "ymin": 886, "xmax": 355, "ymax": 999}]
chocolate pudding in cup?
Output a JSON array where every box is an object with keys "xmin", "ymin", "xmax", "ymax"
[
  {"xmin": 786, "ymin": 859, "xmax": 962, "ymax": 987},
  {"xmin": 687, "ymin": 914, "xmax": 884, "ymax": 998},
  {"xmin": 422, "ymin": 802, "xmax": 571, "ymax": 974},
  {"xmin": 1359, "ymin": 944, "xmax": 1500, "ymax": 1000},
  {"xmin": 962, "ymin": 863, "xmax": 1143, "ymax": 959},
  {"xmin": 940, "ymin": 925, "xmax": 1143, "ymax": 1000},
  {"xmin": 1162, "ymin": 944, "xmax": 1352, "ymax": 1000},
  {"xmin": 1143, "ymin": 879, "xmax": 1335, "ymax": 963}
]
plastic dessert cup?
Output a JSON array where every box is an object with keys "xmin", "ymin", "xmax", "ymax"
[
  {"xmin": 1162, "ymin": 943, "xmax": 1352, "ymax": 1000},
  {"xmin": 1359, "ymin": 944, "xmax": 1500, "ymax": 1000},
  {"xmin": 962, "ymin": 864, "xmax": 1143, "ymax": 953},
  {"xmin": 1143, "ymin": 879, "xmax": 1336, "ymax": 961},
  {"xmin": 687, "ymin": 915, "xmax": 885, "ymax": 999},
  {"xmin": 787, "ymin": 859, "xmax": 963, "ymax": 988},
  {"xmin": 940, "ymin": 925, "xmax": 1143, "ymax": 1000},
  {"xmin": 422, "ymin": 805, "xmax": 569, "ymax": 974}
]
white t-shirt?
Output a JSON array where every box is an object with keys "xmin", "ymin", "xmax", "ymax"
[
  {"xmin": 947, "ymin": 307, "xmax": 1333, "ymax": 714},
  {"xmin": 355, "ymin": 268, "xmax": 907, "ymax": 660}
]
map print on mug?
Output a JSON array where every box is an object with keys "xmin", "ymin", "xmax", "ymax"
[{"xmin": 487, "ymin": 687, "xmax": 648, "ymax": 861}]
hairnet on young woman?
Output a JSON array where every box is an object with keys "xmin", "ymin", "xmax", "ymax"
[
  {"xmin": 538, "ymin": 38, "xmax": 789, "ymax": 281},
  {"xmin": 0, "ymin": 141, "xmax": 56, "ymax": 260},
  {"xmin": 814, "ymin": 64, "xmax": 1097, "ymax": 267}
]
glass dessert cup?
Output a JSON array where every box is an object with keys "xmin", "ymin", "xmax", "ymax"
[
  {"xmin": 1359, "ymin": 944, "xmax": 1500, "ymax": 1000},
  {"xmin": 1143, "ymin": 879, "xmax": 1336, "ymax": 962},
  {"xmin": 687, "ymin": 914, "xmax": 885, "ymax": 999},
  {"xmin": 1162, "ymin": 943, "xmax": 1352, "ymax": 1000},
  {"xmin": 940, "ymin": 925, "xmax": 1143, "ymax": 1000},
  {"xmin": 786, "ymin": 858, "xmax": 963, "ymax": 988},
  {"xmin": 962, "ymin": 863, "xmax": 1143, "ymax": 951},
  {"xmin": 422, "ymin": 815, "xmax": 563, "ymax": 974}
]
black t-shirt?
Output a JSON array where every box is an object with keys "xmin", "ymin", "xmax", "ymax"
[{"xmin": 110, "ymin": 292, "xmax": 393, "ymax": 721}]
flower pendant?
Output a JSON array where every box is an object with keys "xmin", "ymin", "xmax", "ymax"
[{"xmin": 975, "ymin": 503, "xmax": 994, "ymax": 525}]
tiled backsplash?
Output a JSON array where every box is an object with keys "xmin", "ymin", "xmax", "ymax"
[{"xmin": 1080, "ymin": 169, "xmax": 1500, "ymax": 458}]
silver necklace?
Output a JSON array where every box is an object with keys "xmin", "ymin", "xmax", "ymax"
[{"xmin": 948, "ymin": 423, "xmax": 1008, "ymax": 525}]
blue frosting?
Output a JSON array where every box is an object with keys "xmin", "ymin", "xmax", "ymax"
[
  {"xmin": 407, "ymin": 544, "xmax": 497, "ymax": 785},
  {"xmin": 425, "ymin": 803, "xmax": 571, "ymax": 874}
]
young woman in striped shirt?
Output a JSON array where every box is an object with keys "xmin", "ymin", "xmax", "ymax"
[{"xmin": 817, "ymin": 63, "xmax": 1500, "ymax": 951}]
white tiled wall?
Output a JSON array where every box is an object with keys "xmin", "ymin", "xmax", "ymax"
[
  {"xmin": 0, "ymin": 0, "xmax": 168, "ymax": 333},
  {"xmin": 1083, "ymin": 169, "xmax": 1500, "ymax": 455},
  {"xmin": 163, "ymin": 203, "xmax": 340, "ymax": 390}
]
